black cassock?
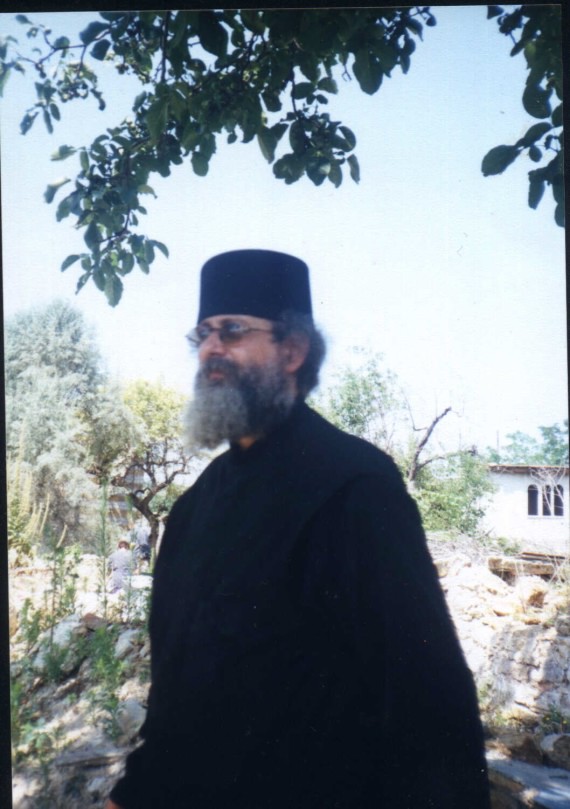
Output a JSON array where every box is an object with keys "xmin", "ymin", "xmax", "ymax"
[{"xmin": 110, "ymin": 401, "xmax": 490, "ymax": 809}]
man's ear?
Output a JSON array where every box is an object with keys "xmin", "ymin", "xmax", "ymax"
[{"xmin": 281, "ymin": 333, "xmax": 309, "ymax": 374}]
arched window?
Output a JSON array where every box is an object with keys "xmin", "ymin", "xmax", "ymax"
[
  {"xmin": 527, "ymin": 484, "xmax": 539, "ymax": 516},
  {"xmin": 554, "ymin": 485, "xmax": 564, "ymax": 517},
  {"xmin": 542, "ymin": 485, "xmax": 553, "ymax": 516}
]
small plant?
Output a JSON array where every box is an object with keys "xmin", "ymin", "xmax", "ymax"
[
  {"xmin": 96, "ymin": 480, "xmax": 112, "ymax": 619},
  {"xmin": 87, "ymin": 625, "xmax": 126, "ymax": 738},
  {"xmin": 19, "ymin": 597, "xmax": 48, "ymax": 651},
  {"xmin": 540, "ymin": 704, "xmax": 570, "ymax": 734},
  {"xmin": 7, "ymin": 453, "xmax": 49, "ymax": 564}
]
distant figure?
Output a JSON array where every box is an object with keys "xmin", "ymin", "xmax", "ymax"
[
  {"xmin": 132, "ymin": 519, "xmax": 151, "ymax": 570},
  {"xmin": 108, "ymin": 540, "xmax": 132, "ymax": 593}
]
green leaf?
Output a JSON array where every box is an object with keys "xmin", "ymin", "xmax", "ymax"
[
  {"xmin": 146, "ymin": 97, "xmax": 169, "ymax": 143},
  {"xmin": 105, "ymin": 274, "xmax": 123, "ymax": 307},
  {"xmin": 240, "ymin": 10, "xmax": 266, "ymax": 34},
  {"xmin": 554, "ymin": 201, "xmax": 564, "ymax": 227},
  {"xmin": 121, "ymin": 253, "xmax": 135, "ymax": 274},
  {"xmin": 80, "ymin": 150, "xmax": 89, "ymax": 172},
  {"xmin": 92, "ymin": 267, "xmax": 106, "ymax": 291},
  {"xmin": 516, "ymin": 122, "xmax": 551, "ymax": 148},
  {"xmin": 317, "ymin": 77, "xmax": 338, "ymax": 94},
  {"xmin": 150, "ymin": 240, "xmax": 169, "ymax": 258},
  {"xmin": 405, "ymin": 17, "xmax": 423, "ymax": 39},
  {"xmin": 50, "ymin": 145, "xmax": 76, "ymax": 161},
  {"xmin": 50, "ymin": 104, "xmax": 60, "ymax": 121},
  {"xmin": 144, "ymin": 240, "xmax": 155, "ymax": 264},
  {"xmin": 298, "ymin": 52, "xmax": 320, "ymax": 83},
  {"xmin": 54, "ymin": 36, "xmax": 70, "ymax": 50},
  {"xmin": 528, "ymin": 145, "xmax": 542, "ymax": 162},
  {"xmin": 20, "ymin": 112, "xmax": 38, "ymax": 135},
  {"xmin": 481, "ymin": 145, "xmax": 520, "ymax": 176},
  {"xmin": 44, "ymin": 177, "xmax": 70, "ymax": 203},
  {"xmin": 522, "ymin": 83, "xmax": 551, "ymax": 119},
  {"xmin": 79, "ymin": 21, "xmax": 109, "ymax": 45},
  {"xmin": 487, "ymin": 6, "xmax": 504, "ymax": 19},
  {"xmin": 353, "ymin": 49, "xmax": 383, "ymax": 95},
  {"xmin": 347, "ymin": 154, "xmax": 360, "ymax": 183},
  {"xmin": 528, "ymin": 177, "xmax": 545, "ymax": 210},
  {"xmin": 273, "ymin": 154, "xmax": 305, "ymax": 184},
  {"xmin": 289, "ymin": 119, "xmax": 307, "ymax": 154},
  {"xmin": 339, "ymin": 126, "xmax": 356, "ymax": 150},
  {"xmin": 328, "ymin": 162, "xmax": 342, "ymax": 188},
  {"xmin": 372, "ymin": 41, "xmax": 398, "ymax": 75},
  {"xmin": 84, "ymin": 221, "xmax": 100, "ymax": 250},
  {"xmin": 42, "ymin": 109, "xmax": 53, "ymax": 134},
  {"xmin": 292, "ymin": 82, "xmax": 315, "ymax": 100},
  {"xmin": 552, "ymin": 104, "xmax": 563, "ymax": 128},
  {"xmin": 198, "ymin": 12, "xmax": 228, "ymax": 57},
  {"xmin": 15, "ymin": 14, "xmax": 32, "ymax": 24},
  {"xmin": 76, "ymin": 272, "xmax": 91, "ymax": 293},
  {"xmin": 91, "ymin": 39, "xmax": 111, "ymax": 61},
  {"xmin": 257, "ymin": 126, "xmax": 278, "ymax": 163},
  {"xmin": 191, "ymin": 152, "xmax": 209, "ymax": 176},
  {"xmin": 270, "ymin": 123, "xmax": 288, "ymax": 142},
  {"xmin": 262, "ymin": 91, "xmax": 282, "ymax": 113},
  {"xmin": 61, "ymin": 254, "xmax": 81, "ymax": 271}
]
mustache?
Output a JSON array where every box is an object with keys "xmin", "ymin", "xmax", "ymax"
[{"xmin": 197, "ymin": 357, "xmax": 240, "ymax": 382}]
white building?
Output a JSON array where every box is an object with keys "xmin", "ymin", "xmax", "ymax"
[{"xmin": 483, "ymin": 464, "xmax": 569, "ymax": 554}]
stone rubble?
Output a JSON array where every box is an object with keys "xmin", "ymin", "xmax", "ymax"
[{"xmin": 9, "ymin": 547, "xmax": 570, "ymax": 807}]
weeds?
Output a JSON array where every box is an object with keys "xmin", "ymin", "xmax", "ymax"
[
  {"xmin": 540, "ymin": 704, "xmax": 570, "ymax": 735},
  {"xmin": 87, "ymin": 626, "xmax": 126, "ymax": 739}
]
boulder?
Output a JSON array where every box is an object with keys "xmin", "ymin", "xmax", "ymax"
[
  {"xmin": 540, "ymin": 734, "xmax": 570, "ymax": 770},
  {"xmin": 82, "ymin": 612, "xmax": 107, "ymax": 631},
  {"xmin": 117, "ymin": 698, "xmax": 146, "ymax": 741},
  {"xmin": 488, "ymin": 556, "xmax": 555, "ymax": 580},
  {"xmin": 115, "ymin": 629, "xmax": 140, "ymax": 660},
  {"xmin": 490, "ymin": 730, "xmax": 543, "ymax": 765},
  {"xmin": 512, "ymin": 576, "xmax": 548, "ymax": 610},
  {"xmin": 32, "ymin": 615, "xmax": 86, "ymax": 675}
]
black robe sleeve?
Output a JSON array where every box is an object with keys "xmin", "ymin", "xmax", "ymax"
[{"xmin": 300, "ymin": 473, "xmax": 491, "ymax": 809}]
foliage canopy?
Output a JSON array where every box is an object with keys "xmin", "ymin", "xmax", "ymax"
[
  {"xmin": 0, "ymin": 6, "xmax": 563, "ymax": 306},
  {"xmin": 487, "ymin": 420, "xmax": 569, "ymax": 466},
  {"xmin": 482, "ymin": 5, "xmax": 564, "ymax": 228},
  {"xmin": 314, "ymin": 353, "xmax": 495, "ymax": 535}
]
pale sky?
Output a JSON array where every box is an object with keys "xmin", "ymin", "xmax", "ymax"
[{"xmin": 1, "ymin": 6, "xmax": 567, "ymax": 454}]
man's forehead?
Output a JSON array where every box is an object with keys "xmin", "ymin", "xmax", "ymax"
[{"xmin": 199, "ymin": 313, "xmax": 274, "ymax": 326}]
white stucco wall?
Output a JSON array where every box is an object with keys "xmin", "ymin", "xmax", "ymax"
[{"xmin": 483, "ymin": 468, "xmax": 569, "ymax": 554}]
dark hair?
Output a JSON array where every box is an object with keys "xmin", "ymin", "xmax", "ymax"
[{"xmin": 273, "ymin": 311, "xmax": 327, "ymax": 398}]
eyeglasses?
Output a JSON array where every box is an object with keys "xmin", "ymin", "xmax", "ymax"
[{"xmin": 186, "ymin": 321, "xmax": 275, "ymax": 347}]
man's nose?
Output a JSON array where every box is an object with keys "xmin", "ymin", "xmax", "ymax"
[{"xmin": 199, "ymin": 329, "xmax": 226, "ymax": 359}]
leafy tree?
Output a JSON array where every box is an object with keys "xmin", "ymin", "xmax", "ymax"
[
  {"xmin": 0, "ymin": 6, "xmax": 562, "ymax": 306},
  {"xmin": 314, "ymin": 353, "xmax": 493, "ymax": 534},
  {"xmin": 538, "ymin": 420, "xmax": 569, "ymax": 466},
  {"xmin": 4, "ymin": 300, "xmax": 126, "ymax": 544},
  {"xmin": 482, "ymin": 5, "xmax": 563, "ymax": 227},
  {"xmin": 0, "ymin": 8, "xmax": 432, "ymax": 304},
  {"xmin": 315, "ymin": 352, "xmax": 406, "ymax": 455},
  {"xmin": 111, "ymin": 379, "xmax": 202, "ymax": 546},
  {"xmin": 413, "ymin": 452, "xmax": 495, "ymax": 535},
  {"xmin": 487, "ymin": 420, "xmax": 569, "ymax": 466}
]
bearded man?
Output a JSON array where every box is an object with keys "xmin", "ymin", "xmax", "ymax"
[{"xmin": 106, "ymin": 249, "xmax": 490, "ymax": 809}]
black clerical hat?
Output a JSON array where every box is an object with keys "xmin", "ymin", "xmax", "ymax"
[{"xmin": 197, "ymin": 249, "xmax": 313, "ymax": 323}]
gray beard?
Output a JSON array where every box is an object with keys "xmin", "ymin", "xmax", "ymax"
[{"xmin": 184, "ymin": 357, "xmax": 296, "ymax": 450}]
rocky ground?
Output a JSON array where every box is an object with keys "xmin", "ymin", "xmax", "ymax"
[{"xmin": 8, "ymin": 537, "xmax": 570, "ymax": 808}]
